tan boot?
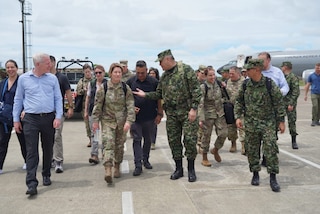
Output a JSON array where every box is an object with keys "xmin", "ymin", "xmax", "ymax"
[
  {"xmin": 241, "ymin": 141, "xmax": 246, "ymax": 155},
  {"xmin": 229, "ymin": 141, "xmax": 237, "ymax": 153},
  {"xmin": 104, "ymin": 166, "xmax": 113, "ymax": 184},
  {"xmin": 201, "ymin": 153, "xmax": 212, "ymax": 167},
  {"xmin": 210, "ymin": 147, "xmax": 221, "ymax": 162},
  {"xmin": 114, "ymin": 163, "xmax": 121, "ymax": 178}
]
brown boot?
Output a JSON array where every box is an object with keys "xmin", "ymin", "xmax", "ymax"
[
  {"xmin": 104, "ymin": 166, "xmax": 113, "ymax": 184},
  {"xmin": 229, "ymin": 141, "xmax": 237, "ymax": 153},
  {"xmin": 114, "ymin": 163, "xmax": 121, "ymax": 178},
  {"xmin": 241, "ymin": 141, "xmax": 246, "ymax": 155},
  {"xmin": 201, "ymin": 153, "xmax": 212, "ymax": 167},
  {"xmin": 89, "ymin": 155, "xmax": 99, "ymax": 164},
  {"xmin": 210, "ymin": 147, "xmax": 221, "ymax": 162}
]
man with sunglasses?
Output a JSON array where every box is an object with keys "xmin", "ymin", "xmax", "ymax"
[
  {"xmin": 133, "ymin": 50, "xmax": 202, "ymax": 182},
  {"xmin": 126, "ymin": 60, "xmax": 163, "ymax": 176}
]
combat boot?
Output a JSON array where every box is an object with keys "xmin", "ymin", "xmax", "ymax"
[
  {"xmin": 201, "ymin": 153, "xmax": 212, "ymax": 167},
  {"xmin": 270, "ymin": 173, "xmax": 281, "ymax": 192},
  {"xmin": 114, "ymin": 162, "xmax": 121, "ymax": 178},
  {"xmin": 251, "ymin": 171, "xmax": 259, "ymax": 186},
  {"xmin": 170, "ymin": 159, "xmax": 183, "ymax": 180},
  {"xmin": 241, "ymin": 141, "xmax": 246, "ymax": 155},
  {"xmin": 210, "ymin": 147, "xmax": 221, "ymax": 162},
  {"xmin": 291, "ymin": 135, "xmax": 299, "ymax": 149},
  {"xmin": 187, "ymin": 159, "xmax": 197, "ymax": 182},
  {"xmin": 229, "ymin": 141, "xmax": 237, "ymax": 153},
  {"xmin": 104, "ymin": 165, "xmax": 113, "ymax": 184}
]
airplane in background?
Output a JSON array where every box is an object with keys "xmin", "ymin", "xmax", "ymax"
[{"xmin": 217, "ymin": 50, "xmax": 320, "ymax": 77}]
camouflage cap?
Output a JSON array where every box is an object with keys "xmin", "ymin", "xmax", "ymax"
[
  {"xmin": 155, "ymin": 49, "xmax": 173, "ymax": 62},
  {"xmin": 243, "ymin": 59, "xmax": 264, "ymax": 70},
  {"xmin": 221, "ymin": 67, "xmax": 230, "ymax": 73},
  {"xmin": 281, "ymin": 61, "xmax": 292, "ymax": 69},
  {"xmin": 197, "ymin": 65, "xmax": 207, "ymax": 73},
  {"xmin": 119, "ymin": 60, "xmax": 128, "ymax": 66}
]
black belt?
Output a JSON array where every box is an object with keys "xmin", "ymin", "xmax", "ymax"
[{"xmin": 27, "ymin": 112, "xmax": 55, "ymax": 117}]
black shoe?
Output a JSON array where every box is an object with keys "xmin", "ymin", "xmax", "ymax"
[
  {"xmin": 188, "ymin": 169, "xmax": 197, "ymax": 182},
  {"xmin": 270, "ymin": 173, "xmax": 281, "ymax": 192},
  {"xmin": 143, "ymin": 161, "xmax": 153, "ymax": 169},
  {"xmin": 43, "ymin": 176, "xmax": 52, "ymax": 186},
  {"xmin": 26, "ymin": 187, "xmax": 37, "ymax": 196},
  {"xmin": 292, "ymin": 142, "xmax": 299, "ymax": 149},
  {"xmin": 170, "ymin": 168, "xmax": 183, "ymax": 180},
  {"xmin": 251, "ymin": 172, "xmax": 260, "ymax": 186},
  {"xmin": 133, "ymin": 167, "xmax": 142, "ymax": 176}
]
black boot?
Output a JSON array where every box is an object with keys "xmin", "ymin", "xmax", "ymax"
[
  {"xmin": 270, "ymin": 173, "xmax": 281, "ymax": 192},
  {"xmin": 170, "ymin": 159, "xmax": 183, "ymax": 180},
  {"xmin": 261, "ymin": 155, "xmax": 267, "ymax": 167},
  {"xmin": 291, "ymin": 135, "xmax": 299, "ymax": 149},
  {"xmin": 251, "ymin": 171, "xmax": 260, "ymax": 186},
  {"xmin": 187, "ymin": 159, "xmax": 197, "ymax": 182}
]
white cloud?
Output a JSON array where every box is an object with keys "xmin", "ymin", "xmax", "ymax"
[{"xmin": 1, "ymin": 0, "xmax": 320, "ymax": 71}]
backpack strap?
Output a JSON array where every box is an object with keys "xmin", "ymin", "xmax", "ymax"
[{"xmin": 216, "ymin": 80, "xmax": 230, "ymax": 100}]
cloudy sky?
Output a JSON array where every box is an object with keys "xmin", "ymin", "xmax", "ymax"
[{"xmin": 1, "ymin": 0, "xmax": 320, "ymax": 72}]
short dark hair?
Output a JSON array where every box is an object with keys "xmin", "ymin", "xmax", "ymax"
[
  {"xmin": 49, "ymin": 55, "xmax": 56, "ymax": 63},
  {"xmin": 136, "ymin": 60, "xmax": 147, "ymax": 68},
  {"xmin": 5, "ymin": 59, "xmax": 18, "ymax": 69},
  {"xmin": 258, "ymin": 51, "xmax": 271, "ymax": 60},
  {"xmin": 83, "ymin": 63, "xmax": 92, "ymax": 70}
]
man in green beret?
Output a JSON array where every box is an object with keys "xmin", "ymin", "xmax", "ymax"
[
  {"xmin": 234, "ymin": 59, "xmax": 286, "ymax": 192},
  {"xmin": 280, "ymin": 61, "xmax": 300, "ymax": 149},
  {"xmin": 133, "ymin": 49, "xmax": 202, "ymax": 182}
]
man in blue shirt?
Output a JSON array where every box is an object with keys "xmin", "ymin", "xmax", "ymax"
[
  {"xmin": 126, "ymin": 60, "xmax": 163, "ymax": 176},
  {"xmin": 258, "ymin": 52, "xmax": 289, "ymax": 96},
  {"xmin": 13, "ymin": 53, "xmax": 63, "ymax": 196},
  {"xmin": 304, "ymin": 63, "xmax": 320, "ymax": 126}
]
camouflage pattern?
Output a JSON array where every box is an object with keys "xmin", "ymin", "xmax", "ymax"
[
  {"xmin": 121, "ymin": 70, "xmax": 135, "ymax": 82},
  {"xmin": 155, "ymin": 49, "xmax": 173, "ymax": 62},
  {"xmin": 234, "ymin": 75, "xmax": 286, "ymax": 174},
  {"xmin": 92, "ymin": 81, "xmax": 135, "ymax": 166},
  {"xmin": 284, "ymin": 72, "xmax": 300, "ymax": 136},
  {"xmin": 76, "ymin": 77, "xmax": 92, "ymax": 138},
  {"xmin": 145, "ymin": 61, "xmax": 202, "ymax": 160},
  {"xmin": 198, "ymin": 81, "xmax": 228, "ymax": 152},
  {"xmin": 226, "ymin": 76, "xmax": 245, "ymax": 142},
  {"xmin": 243, "ymin": 59, "xmax": 264, "ymax": 70}
]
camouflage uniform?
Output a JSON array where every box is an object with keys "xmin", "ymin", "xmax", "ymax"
[
  {"xmin": 92, "ymin": 81, "xmax": 135, "ymax": 166},
  {"xmin": 121, "ymin": 71, "xmax": 135, "ymax": 83},
  {"xmin": 76, "ymin": 77, "xmax": 92, "ymax": 138},
  {"xmin": 226, "ymin": 76, "xmax": 245, "ymax": 143},
  {"xmin": 146, "ymin": 62, "xmax": 201, "ymax": 160},
  {"xmin": 234, "ymin": 75, "xmax": 285, "ymax": 174},
  {"xmin": 198, "ymin": 81, "xmax": 228, "ymax": 152},
  {"xmin": 284, "ymin": 72, "xmax": 300, "ymax": 136}
]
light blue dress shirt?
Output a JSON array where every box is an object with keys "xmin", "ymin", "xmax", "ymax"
[
  {"xmin": 262, "ymin": 65, "xmax": 289, "ymax": 96},
  {"xmin": 13, "ymin": 70, "xmax": 63, "ymax": 122}
]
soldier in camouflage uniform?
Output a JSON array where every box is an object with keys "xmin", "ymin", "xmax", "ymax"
[
  {"xmin": 226, "ymin": 66, "xmax": 245, "ymax": 154},
  {"xmin": 76, "ymin": 64, "xmax": 93, "ymax": 147},
  {"xmin": 120, "ymin": 60, "xmax": 135, "ymax": 82},
  {"xmin": 133, "ymin": 49, "xmax": 202, "ymax": 182},
  {"xmin": 280, "ymin": 61, "xmax": 300, "ymax": 149},
  {"xmin": 198, "ymin": 67, "xmax": 228, "ymax": 167},
  {"xmin": 92, "ymin": 63, "xmax": 135, "ymax": 184},
  {"xmin": 234, "ymin": 59, "xmax": 286, "ymax": 192}
]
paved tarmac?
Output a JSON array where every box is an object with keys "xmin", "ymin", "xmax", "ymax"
[{"xmin": 1, "ymin": 88, "xmax": 320, "ymax": 214}]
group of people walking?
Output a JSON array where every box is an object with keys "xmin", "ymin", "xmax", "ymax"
[{"xmin": 0, "ymin": 49, "xmax": 319, "ymax": 196}]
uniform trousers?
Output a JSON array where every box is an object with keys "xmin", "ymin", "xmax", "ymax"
[
  {"xmin": 89, "ymin": 115, "xmax": 99, "ymax": 156},
  {"xmin": 53, "ymin": 115, "xmax": 65, "ymax": 162},
  {"xmin": 23, "ymin": 112, "xmax": 55, "ymax": 188},
  {"xmin": 286, "ymin": 106, "xmax": 298, "ymax": 136},
  {"xmin": 131, "ymin": 120, "xmax": 154, "ymax": 167},
  {"xmin": 166, "ymin": 110, "xmax": 198, "ymax": 160},
  {"xmin": 311, "ymin": 94, "xmax": 320, "ymax": 122},
  {"xmin": 0, "ymin": 123, "xmax": 27, "ymax": 169}
]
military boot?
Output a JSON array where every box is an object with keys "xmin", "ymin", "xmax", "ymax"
[
  {"xmin": 210, "ymin": 147, "xmax": 221, "ymax": 162},
  {"xmin": 270, "ymin": 173, "xmax": 281, "ymax": 192},
  {"xmin": 114, "ymin": 163, "xmax": 121, "ymax": 178},
  {"xmin": 291, "ymin": 135, "xmax": 299, "ymax": 149},
  {"xmin": 241, "ymin": 141, "xmax": 246, "ymax": 155},
  {"xmin": 187, "ymin": 159, "xmax": 197, "ymax": 182},
  {"xmin": 104, "ymin": 165, "xmax": 113, "ymax": 184},
  {"xmin": 170, "ymin": 159, "xmax": 183, "ymax": 180},
  {"xmin": 229, "ymin": 141, "xmax": 237, "ymax": 153},
  {"xmin": 251, "ymin": 171, "xmax": 260, "ymax": 186},
  {"xmin": 201, "ymin": 153, "xmax": 212, "ymax": 167}
]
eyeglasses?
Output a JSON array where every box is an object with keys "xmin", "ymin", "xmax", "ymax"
[{"xmin": 95, "ymin": 72, "xmax": 103, "ymax": 75}]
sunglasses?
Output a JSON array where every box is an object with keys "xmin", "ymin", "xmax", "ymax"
[{"xmin": 95, "ymin": 71, "xmax": 103, "ymax": 75}]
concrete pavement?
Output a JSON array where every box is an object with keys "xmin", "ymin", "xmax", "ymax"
[{"xmin": 0, "ymin": 89, "xmax": 320, "ymax": 214}]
